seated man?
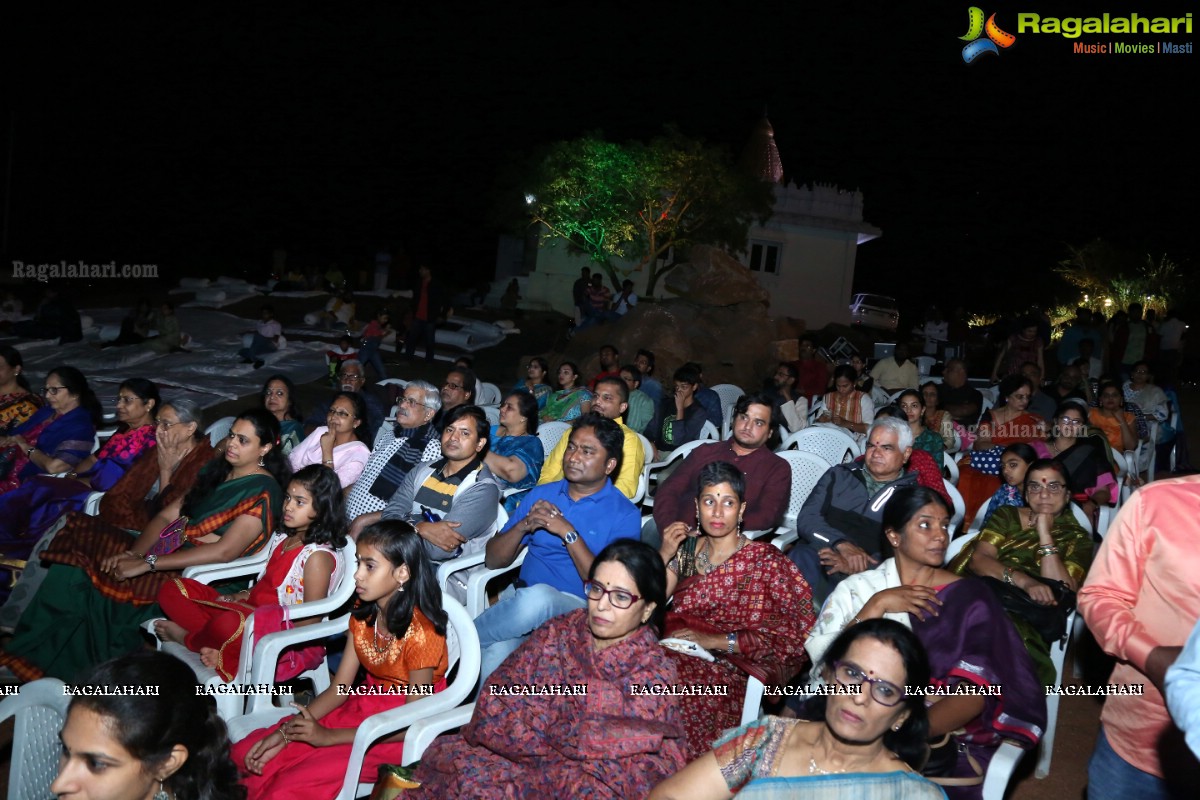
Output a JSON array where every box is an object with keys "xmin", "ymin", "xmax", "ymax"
[
  {"xmin": 685, "ymin": 362, "xmax": 725, "ymax": 433},
  {"xmin": 660, "ymin": 364, "xmax": 709, "ymax": 449},
  {"xmin": 588, "ymin": 344, "xmax": 621, "ymax": 390},
  {"xmin": 1021, "ymin": 361, "xmax": 1057, "ymax": 420},
  {"xmin": 380, "ymin": 406, "xmax": 500, "ymax": 602},
  {"xmin": 770, "ymin": 362, "xmax": 808, "ymax": 434},
  {"xmin": 645, "ymin": 392, "xmax": 790, "ymax": 547},
  {"xmin": 792, "ymin": 334, "xmax": 830, "ymax": 400},
  {"xmin": 303, "ymin": 359, "xmax": 386, "ymax": 440},
  {"xmin": 345, "ymin": 380, "xmax": 442, "ymax": 527},
  {"xmin": 539, "ymin": 376, "xmax": 645, "ymax": 500},
  {"xmin": 477, "ymin": 413, "xmax": 641, "ymax": 681},
  {"xmin": 937, "ymin": 358, "xmax": 983, "ymax": 426},
  {"xmin": 786, "ymin": 416, "xmax": 919, "ymax": 605},
  {"xmin": 868, "ymin": 341, "xmax": 919, "ymax": 393},
  {"xmin": 618, "ymin": 364, "xmax": 654, "ymax": 436},
  {"xmin": 434, "ymin": 366, "xmax": 476, "ymax": 432}
]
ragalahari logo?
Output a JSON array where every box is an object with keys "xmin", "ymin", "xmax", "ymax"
[{"xmin": 960, "ymin": 7, "xmax": 1017, "ymax": 62}]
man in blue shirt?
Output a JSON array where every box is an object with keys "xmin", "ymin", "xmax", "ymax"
[{"xmin": 477, "ymin": 412, "xmax": 641, "ymax": 681}]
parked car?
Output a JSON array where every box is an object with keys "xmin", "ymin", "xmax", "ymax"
[{"xmin": 849, "ymin": 293, "xmax": 899, "ymax": 331}]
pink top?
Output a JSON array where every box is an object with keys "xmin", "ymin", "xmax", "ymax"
[
  {"xmin": 288, "ymin": 426, "xmax": 370, "ymax": 488},
  {"xmin": 1078, "ymin": 475, "xmax": 1200, "ymax": 777}
]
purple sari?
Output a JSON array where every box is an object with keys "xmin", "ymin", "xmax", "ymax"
[{"xmin": 910, "ymin": 579, "xmax": 1046, "ymax": 800}]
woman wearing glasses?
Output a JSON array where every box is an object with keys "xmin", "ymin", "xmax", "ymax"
[
  {"xmin": 0, "ymin": 379, "xmax": 159, "ymax": 593},
  {"xmin": 484, "ymin": 390, "xmax": 544, "ymax": 514},
  {"xmin": 410, "ymin": 540, "xmax": 688, "ymax": 799},
  {"xmin": 287, "ymin": 391, "xmax": 370, "ymax": 488},
  {"xmin": 1030, "ymin": 400, "xmax": 1116, "ymax": 523},
  {"xmin": 650, "ymin": 619, "xmax": 944, "ymax": 800},
  {"xmin": 802, "ymin": 487, "xmax": 1044, "ymax": 798},
  {"xmin": 950, "ymin": 459, "xmax": 1092, "ymax": 684},
  {"xmin": 954, "ymin": 374, "xmax": 1046, "ymax": 530},
  {"xmin": 0, "ymin": 365, "xmax": 103, "ymax": 496},
  {"xmin": 658, "ymin": 461, "xmax": 814, "ymax": 759}
]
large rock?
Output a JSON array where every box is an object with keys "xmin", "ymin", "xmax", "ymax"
[{"xmin": 663, "ymin": 245, "xmax": 769, "ymax": 307}]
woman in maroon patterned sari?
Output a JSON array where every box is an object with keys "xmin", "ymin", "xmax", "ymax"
[
  {"xmin": 658, "ymin": 461, "xmax": 815, "ymax": 758},
  {"xmin": 411, "ymin": 541, "xmax": 687, "ymax": 799}
]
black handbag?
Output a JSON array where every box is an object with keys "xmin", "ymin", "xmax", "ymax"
[{"xmin": 981, "ymin": 573, "xmax": 1076, "ymax": 643}]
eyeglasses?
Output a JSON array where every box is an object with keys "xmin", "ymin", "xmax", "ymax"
[
  {"xmin": 400, "ymin": 396, "xmax": 428, "ymax": 408},
  {"xmin": 582, "ymin": 581, "xmax": 641, "ymax": 609},
  {"xmin": 339, "ymin": 373, "xmax": 363, "ymax": 382},
  {"xmin": 1027, "ymin": 482, "xmax": 1066, "ymax": 495},
  {"xmin": 327, "ymin": 409, "xmax": 354, "ymax": 418},
  {"xmin": 115, "ymin": 395, "xmax": 140, "ymax": 405},
  {"xmin": 444, "ymin": 381, "xmax": 464, "ymax": 391},
  {"xmin": 43, "ymin": 386, "xmax": 66, "ymax": 396},
  {"xmin": 832, "ymin": 660, "xmax": 905, "ymax": 706},
  {"xmin": 1056, "ymin": 417, "xmax": 1083, "ymax": 426},
  {"xmin": 156, "ymin": 419, "xmax": 183, "ymax": 430},
  {"xmin": 264, "ymin": 389, "xmax": 287, "ymax": 398}
]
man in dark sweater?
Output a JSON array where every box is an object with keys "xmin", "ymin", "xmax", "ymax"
[{"xmin": 645, "ymin": 392, "xmax": 790, "ymax": 547}]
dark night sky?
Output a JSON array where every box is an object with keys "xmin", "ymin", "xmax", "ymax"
[{"xmin": 4, "ymin": 3, "xmax": 1195, "ymax": 315}]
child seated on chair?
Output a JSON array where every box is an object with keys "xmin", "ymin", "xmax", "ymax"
[{"xmin": 154, "ymin": 464, "xmax": 346, "ymax": 681}]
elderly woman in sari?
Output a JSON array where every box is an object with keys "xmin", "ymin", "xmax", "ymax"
[
  {"xmin": 658, "ymin": 461, "xmax": 814, "ymax": 758},
  {"xmin": 955, "ymin": 375, "xmax": 1044, "ymax": 530},
  {"xmin": 1031, "ymin": 400, "xmax": 1115, "ymax": 523},
  {"xmin": 0, "ymin": 365, "xmax": 102, "ymax": 495},
  {"xmin": 539, "ymin": 361, "xmax": 592, "ymax": 423},
  {"xmin": 805, "ymin": 487, "xmax": 1045, "ymax": 799},
  {"xmin": 483, "ymin": 389, "xmax": 543, "ymax": 514},
  {"xmin": 950, "ymin": 459, "xmax": 1092, "ymax": 684},
  {"xmin": 650, "ymin": 619, "xmax": 945, "ymax": 800},
  {"xmin": 0, "ymin": 378, "xmax": 160, "ymax": 590},
  {"xmin": 0, "ymin": 408, "xmax": 286, "ymax": 682},
  {"xmin": 0, "ymin": 346, "xmax": 42, "ymax": 433},
  {"xmin": 410, "ymin": 540, "xmax": 687, "ymax": 799},
  {"xmin": 0, "ymin": 399, "xmax": 213, "ymax": 632}
]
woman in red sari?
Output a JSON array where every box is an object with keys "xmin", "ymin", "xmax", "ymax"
[
  {"xmin": 956, "ymin": 375, "xmax": 1044, "ymax": 530},
  {"xmin": 658, "ymin": 461, "xmax": 815, "ymax": 758}
]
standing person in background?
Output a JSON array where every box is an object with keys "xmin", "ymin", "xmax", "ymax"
[
  {"xmin": 991, "ymin": 316, "xmax": 1045, "ymax": 383},
  {"xmin": 1156, "ymin": 308, "xmax": 1186, "ymax": 389},
  {"xmin": 793, "ymin": 334, "xmax": 830, "ymax": 400},
  {"xmin": 404, "ymin": 264, "xmax": 449, "ymax": 364},
  {"xmin": 1114, "ymin": 303, "xmax": 1154, "ymax": 381},
  {"xmin": 358, "ymin": 308, "xmax": 394, "ymax": 381}
]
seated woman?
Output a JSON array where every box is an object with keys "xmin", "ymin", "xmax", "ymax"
[
  {"xmin": 1089, "ymin": 380, "xmax": 1142, "ymax": 455},
  {"xmin": 53, "ymin": 651, "xmax": 244, "ymax": 800},
  {"xmin": 658, "ymin": 462, "xmax": 814, "ymax": 758},
  {"xmin": 0, "ymin": 365, "xmax": 101, "ymax": 495},
  {"xmin": 950, "ymin": 459, "xmax": 1092, "ymax": 684},
  {"xmin": 143, "ymin": 301, "xmax": 184, "ymax": 354},
  {"xmin": 287, "ymin": 391, "xmax": 370, "ymax": 488},
  {"xmin": 1031, "ymin": 400, "xmax": 1116, "ymax": 522},
  {"xmin": 484, "ymin": 389, "xmax": 544, "ymax": 514},
  {"xmin": 816, "ymin": 365, "xmax": 875, "ymax": 442},
  {"xmin": 977, "ymin": 443, "xmax": 1037, "ymax": 530},
  {"xmin": 898, "ymin": 389, "xmax": 944, "ymax": 464},
  {"xmin": 235, "ymin": 520, "xmax": 449, "ymax": 799},
  {"xmin": 0, "ymin": 408, "xmax": 287, "ymax": 682},
  {"xmin": 804, "ymin": 487, "xmax": 1045, "ymax": 798},
  {"xmin": 513, "ymin": 357, "xmax": 553, "ymax": 410},
  {"xmin": 955, "ymin": 375, "xmax": 1044, "ymax": 530},
  {"xmin": 921, "ymin": 381, "xmax": 957, "ymax": 451},
  {"xmin": 0, "ymin": 378, "xmax": 159, "ymax": 575},
  {"xmin": 261, "ymin": 374, "xmax": 304, "ymax": 455},
  {"xmin": 0, "ymin": 399, "xmax": 213, "ymax": 632},
  {"xmin": 410, "ymin": 540, "xmax": 687, "ymax": 799},
  {"xmin": 989, "ymin": 316, "xmax": 1044, "ymax": 383},
  {"xmin": 850, "ymin": 353, "xmax": 875, "ymax": 395},
  {"xmin": 539, "ymin": 361, "xmax": 592, "ymax": 423},
  {"xmin": 649, "ymin": 619, "xmax": 944, "ymax": 800},
  {"xmin": 156, "ymin": 464, "xmax": 346, "ymax": 681},
  {"xmin": 0, "ymin": 345, "xmax": 42, "ymax": 433}
]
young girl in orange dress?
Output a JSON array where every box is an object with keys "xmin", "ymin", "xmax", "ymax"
[
  {"xmin": 233, "ymin": 519, "xmax": 449, "ymax": 800},
  {"xmin": 154, "ymin": 464, "xmax": 346, "ymax": 681}
]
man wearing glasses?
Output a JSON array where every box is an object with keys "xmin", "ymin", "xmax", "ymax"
[
  {"xmin": 345, "ymin": 380, "xmax": 442, "ymax": 529},
  {"xmin": 435, "ymin": 367, "xmax": 476, "ymax": 433},
  {"xmin": 477, "ymin": 413, "xmax": 641, "ymax": 682},
  {"xmin": 302, "ymin": 360, "xmax": 386, "ymax": 441}
]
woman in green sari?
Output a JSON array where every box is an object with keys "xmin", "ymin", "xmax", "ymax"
[
  {"xmin": 0, "ymin": 408, "xmax": 289, "ymax": 682},
  {"xmin": 949, "ymin": 459, "xmax": 1092, "ymax": 684},
  {"xmin": 539, "ymin": 361, "xmax": 593, "ymax": 423}
]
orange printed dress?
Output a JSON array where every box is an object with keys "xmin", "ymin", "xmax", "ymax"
[{"xmin": 232, "ymin": 607, "xmax": 448, "ymax": 800}]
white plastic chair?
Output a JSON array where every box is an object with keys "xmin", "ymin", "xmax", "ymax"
[
  {"xmin": 721, "ymin": 403, "xmax": 737, "ymax": 440},
  {"xmin": 765, "ymin": 450, "xmax": 831, "ymax": 551},
  {"xmin": 476, "ymin": 382, "xmax": 502, "ymax": 406},
  {"xmin": 982, "ymin": 741, "xmax": 1025, "ymax": 800},
  {"xmin": 642, "ymin": 439, "xmax": 709, "ymax": 508},
  {"xmin": 376, "ymin": 378, "xmax": 408, "ymax": 389},
  {"xmin": 437, "ymin": 546, "xmax": 526, "ymax": 620},
  {"xmin": 0, "ymin": 677, "xmax": 70, "ymax": 800},
  {"xmin": 776, "ymin": 426, "xmax": 859, "ymax": 465},
  {"xmin": 205, "ymin": 416, "xmax": 236, "ymax": 448},
  {"xmin": 942, "ymin": 451, "xmax": 960, "ymax": 485},
  {"xmin": 709, "ymin": 383, "xmax": 745, "ymax": 411},
  {"xmin": 481, "ymin": 405, "xmax": 500, "ymax": 427},
  {"xmin": 149, "ymin": 540, "xmax": 355, "ymax": 720},
  {"xmin": 698, "ymin": 420, "xmax": 720, "ymax": 441},
  {"xmin": 944, "ymin": 532, "xmax": 974, "ymax": 564},
  {"xmin": 536, "ymin": 421, "xmax": 571, "ymax": 458},
  {"xmin": 433, "ymin": 506, "xmax": 508, "ymax": 610},
  {"xmin": 944, "ymin": 481, "xmax": 965, "ymax": 534},
  {"xmin": 632, "ymin": 432, "xmax": 654, "ymax": 505},
  {"xmin": 228, "ymin": 596, "xmax": 480, "ymax": 800},
  {"xmin": 741, "ymin": 676, "xmax": 765, "ymax": 725},
  {"xmin": 915, "ymin": 356, "xmax": 937, "ymax": 376},
  {"xmin": 1037, "ymin": 609, "xmax": 1076, "ymax": 779}
]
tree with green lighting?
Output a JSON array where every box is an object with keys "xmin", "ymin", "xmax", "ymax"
[{"xmin": 523, "ymin": 131, "xmax": 774, "ymax": 295}]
